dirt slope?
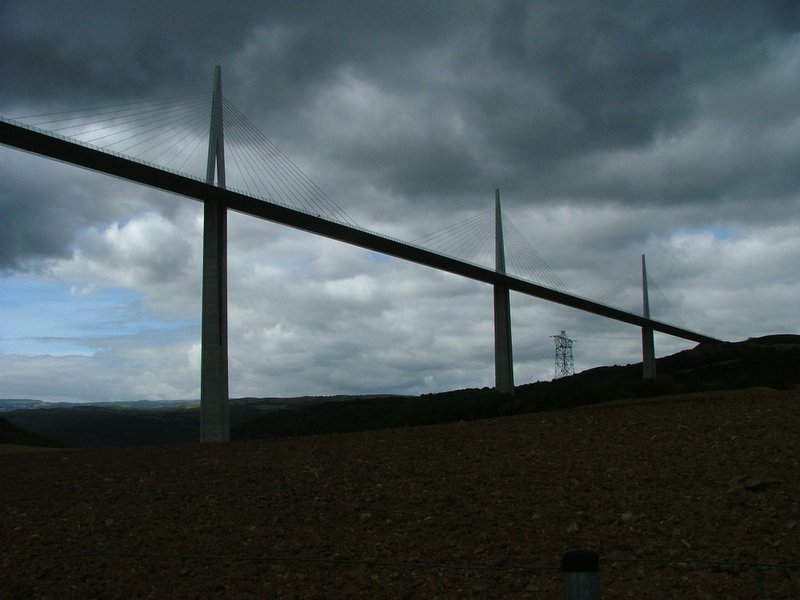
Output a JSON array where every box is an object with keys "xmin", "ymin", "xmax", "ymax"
[{"xmin": 2, "ymin": 388, "xmax": 799, "ymax": 598}]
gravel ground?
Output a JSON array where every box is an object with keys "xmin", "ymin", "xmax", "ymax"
[{"xmin": 2, "ymin": 388, "xmax": 799, "ymax": 598}]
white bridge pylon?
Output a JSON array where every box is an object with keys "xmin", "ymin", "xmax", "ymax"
[{"xmin": 200, "ymin": 66, "xmax": 229, "ymax": 443}]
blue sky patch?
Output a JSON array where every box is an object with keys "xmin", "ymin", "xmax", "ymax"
[{"xmin": 0, "ymin": 276, "xmax": 193, "ymax": 357}]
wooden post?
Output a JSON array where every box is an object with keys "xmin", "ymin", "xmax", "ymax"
[{"xmin": 562, "ymin": 548, "xmax": 600, "ymax": 599}]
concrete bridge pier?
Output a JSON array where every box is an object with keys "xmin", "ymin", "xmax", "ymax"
[
  {"xmin": 494, "ymin": 189, "xmax": 515, "ymax": 395},
  {"xmin": 641, "ymin": 254, "xmax": 656, "ymax": 380},
  {"xmin": 200, "ymin": 66, "xmax": 230, "ymax": 442}
]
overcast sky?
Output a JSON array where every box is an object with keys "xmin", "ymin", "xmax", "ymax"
[{"xmin": 1, "ymin": 1, "xmax": 799, "ymax": 403}]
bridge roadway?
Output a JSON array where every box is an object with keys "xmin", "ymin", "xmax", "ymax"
[{"xmin": 1, "ymin": 119, "xmax": 721, "ymax": 345}]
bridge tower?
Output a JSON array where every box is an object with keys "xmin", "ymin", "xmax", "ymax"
[
  {"xmin": 641, "ymin": 254, "xmax": 656, "ymax": 379},
  {"xmin": 200, "ymin": 66, "xmax": 230, "ymax": 442},
  {"xmin": 494, "ymin": 189, "xmax": 515, "ymax": 395}
]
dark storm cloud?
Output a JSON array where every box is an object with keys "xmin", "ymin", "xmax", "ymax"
[
  {"xmin": 492, "ymin": 5, "xmax": 679, "ymax": 142},
  {"xmin": 0, "ymin": 0, "xmax": 264, "ymax": 105},
  {"xmin": 490, "ymin": 0, "xmax": 799, "ymax": 135},
  {"xmin": 217, "ymin": 0, "xmax": 800, "ymax": 214},
  {"xmin": 0, "ymin": 145, "xmax": 197, "ymax": 272},
  {"xmin": 480, "ymin": 1, "xmax": 800, "ymax": 190},
  {"xmin": 0, "ymin": 158, "xmax": 140, "ymax": 270},
  {"xmin": 2, "ymin": 0, "xmax": 799, "ymax": 265},
  {"xmin": 4, "ymin": 0, "xmax": 798, "ymax": 205},
  {"xmin": 0, "ymin": 1, "xmax": 468, "ymax": 108}
]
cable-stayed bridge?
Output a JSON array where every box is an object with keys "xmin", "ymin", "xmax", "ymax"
[{"xmin": 0, "ymin": 67, "xmax": 721, "ymax": 442}]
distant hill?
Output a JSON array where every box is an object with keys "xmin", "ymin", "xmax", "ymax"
[
  {"xmin": 0, "ymin": 398, "xmax": 197, "ymax": 412},
  {"xmin": 0, "ymin": 398, "xmax": 65, "ymax": 412},
  {"xmin": 509, "ymin": 335, "xmax": 800, "ymax": 413},
  {"xmin": 2, "ymin": 404, "xmax": 201, "ymax": 448},
  {"xmin": 233, "ymin": 335, "xmax": 800, "ymax": 441},
  {"xmin": 4, "ymin": 335, "xmax": 798, "ymax": 448},
  {"xmin": 0, "ymin": 396, "xmax": 372, "ymax": 448},
  {"xmin": 0, "ymin": 416, "xmax": 59, "ymax": 447}
]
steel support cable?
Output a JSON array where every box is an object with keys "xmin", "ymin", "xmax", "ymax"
[
  {"xmin": 160, "ymin": 101, "xmax": 208, "ymax": 171},
  {"xmin": 226, "ymin": 137, "xmax": 285, "ymax": 208},
  {"xmin": 222, "ymin": 98, "xmax": 358, "ymax": 227},
  {"xmin": 41, "ymin": 95, "xmax": 210, "ymax": 140},
  {"xmin": 502, "ymin": 216, "xmax": 569, "ymax": 291},
  {"xmin": 598, "ymin": 281, "xmax": 635, "ymax": 309},
  {"xmin": 503, "ymin": 219, "xmax": 551, "ymax": 279},
  {"xmin": 503, "ymin": 218, "xmax": 560, "ymax": 286},
  {"xmin": 67, "ymin": 105, "xmax": 204, "ymax": 157},
  {"xmin": 176, "ymin": 135, "xmax": 207, "ymax": 174},
  {"xmin": 221, "ymin": 100, "xmax": 327, "ymax": 216},
  {"xmin": 415, "ymin": 211, "xmax": 496, "ymax": 268},
  {"xmin": 218, "ymin": 111, "xmax": 265, "ymax": 194},
  {"xmin": 648, "ymin": 277, "xmax": 687, "ymax": 327},
  {"xmin": 505, "ymin": 237, "xmax": 535, "ymax": 281},
  {"xmin": 225, "ymin": 138, "xmax": 262, "ymax": 195},
  {"xmin": 147, "ymin": 121, "xmax": 201, "ymax": 163},
  {"xmin": 166, "ymin": 121, "xmax": 210, "ymax": 175},
  {"xmin": 103, "ymin": 102, "xmax": 211, "ymax": 153},
  {"xmin": 51, "ymin": 96, "xmax": 210, "ymax": 136},
  {"xmin": 507, "ymin": 228, "xmax": 559, "ymax": 284},
  {"xmin": 225, "ymin": 101, "xmax": 357, "ymax": 227},
  {"xmin": 504, "ymin": 226, "xmax": 563, "ymax": 291},
  {"xmin": 224, "ymin": 112, "xmax": 324, "ymax": 219},
  {"xmin": 123, "ymin": 109, "xmax": 210, "ymax": 164},
  {"xmin": 220, "ymin": 112, "xmax": 285, "ymax": 202},
  {"xmin": 503, "ymin": 228, "xmax": 532, "ymax": 277},
  {"xmin": 225, "ymin": 111, "xmax": 327, "ymax": 217},
  {"xmin": 412, "ymin": 208, "xmax": 493, "ymax": 246},
  {"xmin": 434, "ymin": 213, "xmax": 494, "ymax": 259},
  {"xmin": 226, "ymin": 135, "xmax": 283, "ymax": 205},
  {"xmin": 10, "ymin": 95, "xmax": 212, "ymax": 178},
  {"xmin": 8, "ymin": 93, "xmax": 211, "ymax": 128},
  {"xmin": 224, "ymin": 143, "xmax": 253, "ymax": 194},
  {"xmin": 474, "ymin": 211, "xmax": 497, "ymax": 264},
  {"xmin": 222, "ymin": 117, "xmax": 265, "ymax": 195},
  {"xmin": 508, "ymin": 237, "xmax": 567, "ymax": 291},
  {"xmin": 151, "ymin": 111, "xmax": 210, "ymax": 170},
  {"xmin": 598, "ymin": 270, "xmax": 686, "ymax": 324},
  {"xmin": 412, "ymin": 209, "xmax": 494, "ymax": 259},
  {"xmin": 221, "ymin": 105, "xmax": 327, "ymax": 219},
  {"xmin": 426, "ymin": 219, "xmax": 491, "ymax": 263},
  {"xmin": 228, "ymin": 115, "xmax": 351, "ymax": 226},
  {"xmin": 473, "ymin": 214, "xmax": 497, "ymax": 268},
  {"xmin": 452, "ymin": 212, "xmax": 496, "ymax": 259}
]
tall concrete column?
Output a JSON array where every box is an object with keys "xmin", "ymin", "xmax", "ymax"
[
  {"xmin": 200, "ymin": 66, "xmax": 230, "ymax": 442},
  {"xmin": 641, "ymin": 254, "xmax": 656, "ymax": 380},
  {"xmin": 494, "ymin": 189, "xmax": 515, "ymax": 395}
]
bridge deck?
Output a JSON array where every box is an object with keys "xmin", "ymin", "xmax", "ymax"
[{"xmin": 0, "ymin": 118, "xmax": 721, "ymax": 345}]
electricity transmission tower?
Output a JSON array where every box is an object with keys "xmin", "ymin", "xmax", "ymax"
[{"xmin": 552, "ymin": 331, "xmax": 575, "ymax": 379}]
